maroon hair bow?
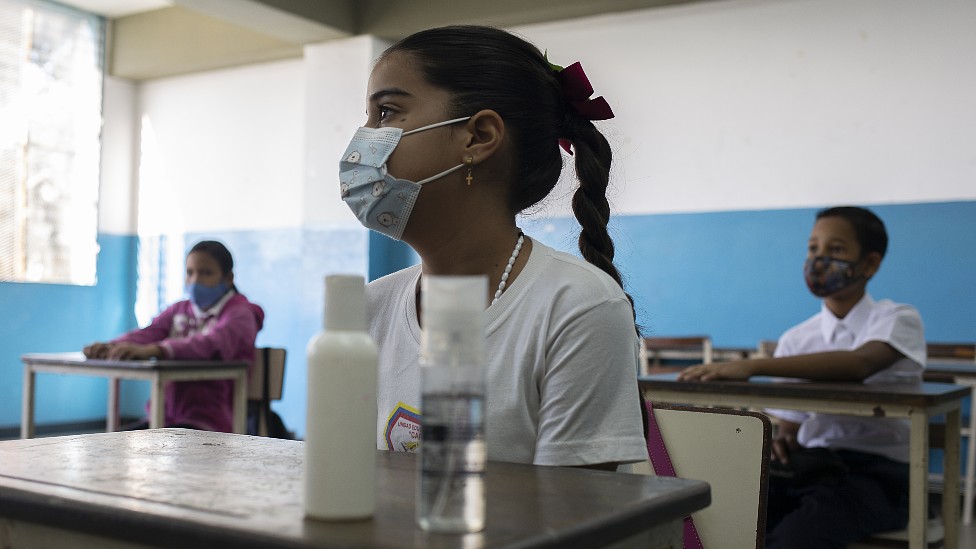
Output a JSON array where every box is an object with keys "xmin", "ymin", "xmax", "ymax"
[{"xmin": 552, "ymin": 61, "xmax": 615, "ymax": 154}]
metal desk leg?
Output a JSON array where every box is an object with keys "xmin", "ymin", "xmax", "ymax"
[
  {"xmin": 232, "ymin": 370, "xmax": 247, "ymax": 434},
  {"xmin": 150, "ymin": 374, "xmax": 165, "ymax": 429},
  {"xmin": 21, "ymin": 365, "xmax": 35, "ymax": 439},
  {"xmin": 944, "ymin": 407, "xmax": 961, "ymax": 549},
  {"xmin": 908, "ymin": 412, "xmax": 929, "ymax": 549},
  {"xmin": 964, "ymin": 380, "xmax": 976, "ymax": 525},
  {"xmin": 107, "ymin": 377, "xmax": 120, "ymax": 432}
]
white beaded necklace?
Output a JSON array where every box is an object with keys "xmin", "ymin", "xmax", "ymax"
[
  {"xmin": 416, "ymin": 231, "xmax": 525, "ymax": 310},
  {"xmin": 492, "ymin": 231, "xmax": 525, "ymax": 306}
]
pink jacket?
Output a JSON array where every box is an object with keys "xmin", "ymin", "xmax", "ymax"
[{"xmin": 113, "ymin": 292, "xmax": 265, "ymax": 432}]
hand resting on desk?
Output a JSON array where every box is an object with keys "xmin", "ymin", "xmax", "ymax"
[
  {"xmin": 83, "ymin": 341, "xmax": 164, "ymax": 361},
  {"xmin": 675, "ymin": 341, "xmax": 905, "ymax": 383}
]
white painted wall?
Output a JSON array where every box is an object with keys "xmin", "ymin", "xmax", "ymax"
[
  {"xmin": 124, "ymin": 36, "xmax": 383, "ymax": 235},
  {"xmin": 515, "ymin": 0, "xmax": 976, "ymax": 216},
  {"xmin": 98, "ymin": 76, "xmax": 138, "ymax": 235},
  {"xmin": 100, "ymin": 0, "xmax": 976, "ymax": 233},
  {"xmin": 136, "ymin": 58, "xmax": 305, "ymax": 234},
  {"xmin": 303, "ymin": 35, "xmax": 389, "ymax": 227}
]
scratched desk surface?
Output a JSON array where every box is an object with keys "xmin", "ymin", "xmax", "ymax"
[
  {"xmin": 640, "ymin": 373, "xmax": 971, "ymax": 408},
  {"xmin": 0, "ymin": 429, "xmax": 708, "ymax": 549},
  {"xmin": 22, "ymin": 351, "xmax": 249, "ymax": 371}
]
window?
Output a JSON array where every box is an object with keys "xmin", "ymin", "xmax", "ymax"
[{"xmin": 0, "ymin": 0, "xmax": 103, "ymax": 285}]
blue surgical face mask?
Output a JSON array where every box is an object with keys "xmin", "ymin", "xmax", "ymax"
[
  {"xmin": 187, "ymin": 281, "xmax": 230, "ymax": 310},
  {"xmin": 339, "ymin": 117, "xmax": 470, "ymax": 240}
]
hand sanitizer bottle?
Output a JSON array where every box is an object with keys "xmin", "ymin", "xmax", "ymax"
[
  {"xmin": 304, "ymin": 274, "xmax": 378, "ymax": 520},
  {"xmin": 416, "ymin": 275, "xmax": 488, "ymax": 533}
]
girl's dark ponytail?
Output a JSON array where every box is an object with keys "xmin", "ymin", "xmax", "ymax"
[
  {"xmin": 564, "ymin": 117, "xmax": 638, "ymax": 332},
  {"xmin": 565, "ymin": 117, "xmax": 616, "ymax": 285}
]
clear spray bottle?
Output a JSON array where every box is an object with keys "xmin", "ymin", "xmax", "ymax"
[{"xmin": 416, "ymin": 275, "xmax": 488, "ymax": 533}]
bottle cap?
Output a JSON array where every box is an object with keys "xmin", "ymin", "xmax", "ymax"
[
  {"xmin": 421, "ymin": 275, "xmax": 487, "ymax": 364},
  {"xmin": 422, "ymin": 275, "xmax": 486, "ymax": 314},
  {"xmin": 325, "ymin": 274, "xmax": 366, "ymax": 331}
]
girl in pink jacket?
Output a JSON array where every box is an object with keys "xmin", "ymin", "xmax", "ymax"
[{"xmin": 84, "ymin": 240, "xmax": 265, "ymax": 432}]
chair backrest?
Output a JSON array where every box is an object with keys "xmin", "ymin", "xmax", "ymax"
[
  {"xmin": 926, "ymin": 341, "xmax": 976, "ymax": 361},
  {"xmin": 641, "ymin": 336, "xmax": 713, "ymax": 375},
  {"xmin": 645, "ymin": 401, "xmax": 771, "ymax": 549},
  {"xmin": 756, "ymin": 339, "xmax": 778, "ymax": 359},
  {"xmin": 248, "ymin": 347, "xmax": 286, "ymax": 401}
]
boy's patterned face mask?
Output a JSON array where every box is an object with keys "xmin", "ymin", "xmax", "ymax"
[
  {"xmin": 338, "ymin": 117, "xmax": 470, "ymax": 241},
  {"xmin": 804, "ymin": 256, "xmax": 862, "ymax": 297}
]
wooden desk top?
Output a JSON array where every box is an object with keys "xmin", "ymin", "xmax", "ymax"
[
  {"xmin": 22, "ymin": 352, "xmax": 248, "ymax": 372},
  {"xmin": 925, "ymin": 359, "xmax": 976, "ymax": 378},
  {"xmin": 0, "ymin": 429, "xmax": 709, "ymax": 549},
  {"xmin": 640, "ymin": 373, "xmax": 971, "ymax": 408}
]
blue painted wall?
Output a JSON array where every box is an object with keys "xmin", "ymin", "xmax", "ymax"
[
  {"xmin": 527, "ymin": 201, "xmax": 976, "ymax": 346},
  {"xmin": 180, "ymin": 226, "xmax": 368, "ymax": 438},
  {"xmin": 0, "ymin": 234, "xmax": 144, "ymax": 427},
  {"xmin": 367, "ymin": 232, "xmax": 418, "ymax": 282},
  {"xmin": 2, "ymin": 201, "xmax": 973, "ymax": 437}
]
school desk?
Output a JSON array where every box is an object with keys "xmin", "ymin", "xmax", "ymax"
[
  {"xmin": 0, "ymin": 429, "xmax": 710, "ymax": 549},
  {"xmin": 20, "ymin": 352, "xmax": 249, "ymax": 438},
  {"xmin": 639, "ymin": 373, "xmax": 970, "ymax": 549},
  {"xmin": 924, "ymin": 359, "xmax": 976, "ymax": 524}
]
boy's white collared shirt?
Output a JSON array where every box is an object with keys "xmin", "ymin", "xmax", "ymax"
[
  {"xmin": 767, "ymin": 293, "xmax": 926, "ymax": 462},
  {"xmin": 780, "ymin": 294, "xmax": 926, "ymax": 382}
]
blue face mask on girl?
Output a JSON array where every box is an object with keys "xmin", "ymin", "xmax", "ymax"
[
  {"xmin": 338, "ymin": 117, "xmax": 470, "ymax": 240},
  {"xmin": 187, "ymin": 281, "xmax": 230, "ymax": 310}
]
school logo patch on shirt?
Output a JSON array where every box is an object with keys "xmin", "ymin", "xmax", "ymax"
[
  {"xmin": 170, "ymin": 312, "xmax": 216, "ymax": 338},
  {"xmin": 385, "ymin": 402, "xmax": 421, "ymax": 452}
]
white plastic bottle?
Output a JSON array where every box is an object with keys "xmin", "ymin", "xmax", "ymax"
[
  {"xmin": 304, "ymin": 274, "xmax": 378, "ymax": 520},
  {"xmin": 417, "ymin": 275, "xmax": 488, "ymax": 533}
]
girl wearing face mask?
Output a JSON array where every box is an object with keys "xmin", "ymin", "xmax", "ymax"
[
  {"xmin": 353, "ymin": 26, "xmax": 648, "ymax": 471},
  {"xmin": 83, "ymin": 240, "xmax": 265, "ymax": 432},
  {"xmin": 678, "ymin": 207, "xmax": 925, "ymax": 548}
]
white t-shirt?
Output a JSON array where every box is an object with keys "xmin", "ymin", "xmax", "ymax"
[
  {"xmin": 366, "ymin": 239, "xmax": 648, "ymax": 466},
  {"xmin": 768, "ymin": 294, "xmax": 926, "ymax": 462}
]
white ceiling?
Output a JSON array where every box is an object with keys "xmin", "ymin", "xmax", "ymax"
[
  {"xmin": 60, "ymin": 0, "xmax": 172, "ymax": 19},
  {"xmin": 56, "ymin": 0, "xmax": 710, "ymax": 80}
]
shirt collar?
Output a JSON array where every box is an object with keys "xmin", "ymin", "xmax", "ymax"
[
  {"xmin": 191, "ymin": 288, "xmax": 237, "ymax": 318},
  {"xmin": 820, "ymin": 293, "xmax": 875, "ymax": 344}
]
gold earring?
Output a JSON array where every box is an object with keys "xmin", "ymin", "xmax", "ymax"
[{"xmin": 464, "ymin": 155, "xmax": 474, "ymax": 186}]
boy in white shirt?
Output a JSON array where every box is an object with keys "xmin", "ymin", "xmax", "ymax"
[{"xmin": 678, "ymin": 206, "xmax": 925, "ymax": 548}]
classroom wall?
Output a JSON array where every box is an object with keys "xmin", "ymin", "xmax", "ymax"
[
  {"xmin": 509, "ymin": 0, "xmax": 975, "ymax": 343},
  {"xmin": 524, "ymin": 201, "xmax": 976, "ymax": 345},
  {"xmin": 0, "ymin": 75, "xmax": 143, "ymax": 429},
  {"xmin": 131, "ymin": 53, "xmax": 362, "ymax": 437},
  {"xmin": 515, "ymin": 0, "xmax": 976, "ymax": 217},
  {"xmin": 2, "ymin": 0, "xmax": 973, "ymax": 437}
]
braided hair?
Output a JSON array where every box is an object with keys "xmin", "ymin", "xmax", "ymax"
[{"xmin": 383, "ymin": 25, "xmax": 637, "ymax": 330}]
